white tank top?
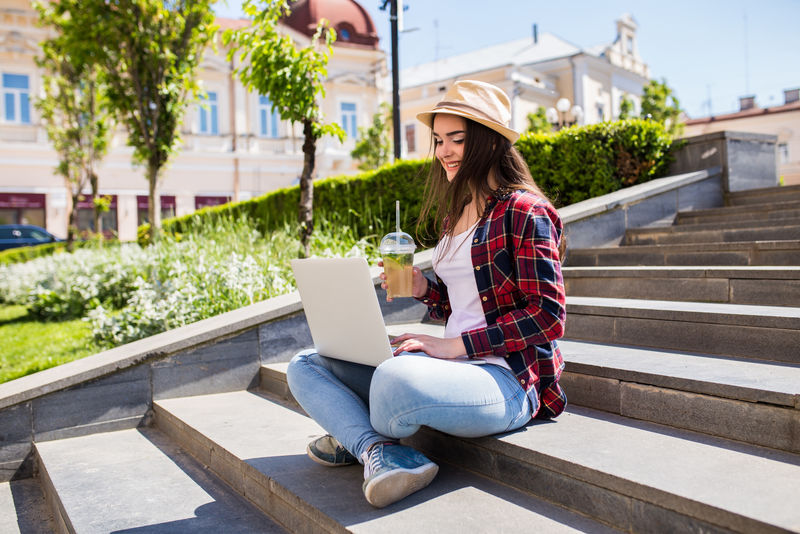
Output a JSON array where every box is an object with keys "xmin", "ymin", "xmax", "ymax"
[{"xmin": 433, "ymin": 226, "xmax": 511, "ymax": 370}]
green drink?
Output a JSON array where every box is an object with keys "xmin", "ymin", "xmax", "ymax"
[{"xmin": 382, "ymin": 251, "xmax": 414, "ymax": 298}]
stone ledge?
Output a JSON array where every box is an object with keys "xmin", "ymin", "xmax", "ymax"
[{"xmin": 559, "ymin": 168, "xmax": 721, "ymax": 224}]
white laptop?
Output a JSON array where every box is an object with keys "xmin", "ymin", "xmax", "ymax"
[{"xmin": 291, "ymin": 257, "xmax": 398, "ymax": 366}]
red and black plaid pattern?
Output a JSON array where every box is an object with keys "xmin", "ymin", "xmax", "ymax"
[{"xmin": 418, "ymin": 190, "xmax": 567, "ymax": 419}]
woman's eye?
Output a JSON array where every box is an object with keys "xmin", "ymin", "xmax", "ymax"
[
  {"xmin": 433, "ymin": 139, "xmax": 442, "ymax": 146},
  {"xmin": 453, "ymin": 138, "xmax": 464, "ymax": 144}
]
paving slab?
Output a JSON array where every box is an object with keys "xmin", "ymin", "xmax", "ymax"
[
  {"xmin": 34, "ymin": 427, "xmax": 283, "ymax": 533},
  {"xmin": 154, "ymin": 391, "xmax": 616, "ymax": 534},
  {"xmin": 675, "ymin": 199, "xmax": 800, "ymax": 224},
  {"xmin": 728, "ymin": 184, "xmax": 800, "ymax": 206},
  {"xmin": 0, "ymin": 479, "xmax": 53, "ymax": 534},
  {"xmin": 624, "ymin": 224, "xmax": 800, "ymax": 245}
]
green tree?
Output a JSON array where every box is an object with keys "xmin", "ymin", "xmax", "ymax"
[
  {"xmin": 34, "ymin": 2, "xmax": 114, "ymax": 250},
  {"xmin": 640, "ymin": 78, "xmax": 684, "ymax": 137},
  {"xmin": 44, "ymin": 0, "xmax": 217, "ymax": 237},
  {"xmin": 351, "ymin": 102, "xmax": 392, "ymax": 170},
  {"xmin": 224, "ymin": 0, "xmax": 343, "ymax": 257},
  {"xmin": 618, "ymin": 94, "xmax": 634, "ymax": 120},
  {"xmin": 526, "ymin": 107, "xmax": 552, "ymax": 134}
]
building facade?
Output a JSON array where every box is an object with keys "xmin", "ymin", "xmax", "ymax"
[
  {"xmin": 683, "ymin": 89, "xmax": 800, "ymax": 186},
  {"xmin": 400, "ymin": 14, "xmax": 650, "ymax": 158},
  {"xmin": 0, "ymin": 0, "xmax": 386, "ymax": 240}
]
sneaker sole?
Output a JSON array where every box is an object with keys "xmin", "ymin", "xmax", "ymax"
[
  {"xmin": 363, "ymin": 462, "xmax": 439, "ymax": 508},
  {"xmin": 306, "ymin": 443, "xmax": 357, "ymax": 467}
]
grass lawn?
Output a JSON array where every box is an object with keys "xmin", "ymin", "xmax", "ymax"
[{"xmin": 0, "ymin": 304, "xmax": 100, "ymax": 384}]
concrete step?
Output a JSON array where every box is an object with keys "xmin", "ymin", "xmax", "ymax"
[
  {"xmin": 404, "ymin": 406, "xmax": 800, "ymax": 534},
  {"xmin": 34, "ymin": 427, "xmax": 282, "ymax": 533},
  {"xmin": 255, "ymin": 362, "xmax": 800, "ymax": 532},
  {"xmin": 154, "ymin": 391, "xmax": 616, "ymax": 533},
  {"xmin": 623, "ymin": 223, "xmax": 800, "ymax": 245},
  {"xmin": 675, "ymin": 199, "xmax": 800, "ymax": 226},
  {"xmin": 0, "ymin": 479, "xmax": 53, "ymax": 534},
  {"xmin": 557, "ymin": 339, "xmax": 800, "ymax": 453},
  {"xmin": 564, "ymin": 296, "xmax": 800, "ymax": 363},
  {"xmin": 565, "ymin": 240, "xmax": 800, "ymax": 266},
  {"xmin": 728, "ymin": 184, "xmax": 800, "ymax": 206},
  {"xmin": 563, "ymin": 266, "xmax": 800, "ymax": 306}
]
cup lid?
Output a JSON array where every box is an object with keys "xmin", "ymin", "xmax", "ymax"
[{"xmin": 380, "ymin": 231, "xmax": 415, "ymax": 252}]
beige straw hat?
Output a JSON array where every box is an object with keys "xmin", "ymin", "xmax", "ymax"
[{"xmin": 416, "ymin": 80, "xmax": 520, "ymax": 144}]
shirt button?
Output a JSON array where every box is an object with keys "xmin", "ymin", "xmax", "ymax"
[
  {"xmin": 482, "ymin": 296, "xmax": 488, "ymax": 302},
  {"xmin": 475, "ymin": 266, "xmax": 481, "ymax": 270},
  {"xmin": 473, "ymin": 238, "xmax": 478, "ymax": 243},
  {"xmin": 519, "ymin": 379, "xmax": 525, "ymax": 385}
]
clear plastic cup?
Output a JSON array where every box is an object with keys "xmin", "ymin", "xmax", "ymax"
[{"xmin": 380, "ymin": 231, "xmax": 416, "ymax": 298}]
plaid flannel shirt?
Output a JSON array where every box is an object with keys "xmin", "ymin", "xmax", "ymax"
[{"xmin": 417, "ymin": 189, "xmax": 567, "ymax": 418}]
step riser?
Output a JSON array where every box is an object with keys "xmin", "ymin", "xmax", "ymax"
[
  {"xmin": 153, "ymin": 404, "xmax": 341, "ymax": 534},
  {"xmin": 560, "ymin": 371, "xmax": 800, "ymax": 454},
  {"xmin": 564, "ymin": 313, "xmax": 800, "ymax": 364},
  {"xmin": 566, "ymin": 248, "xmax": 800, "ymax": 267},
  {"xmin": 564, "ymin": 277, "xmax": 800, "ymax": 307},
  {"xmin": 35, "ymin": 453, "xmax": 73, "ymax": 534},
  {"xmin": 728, "ymin": 188, "xmax": 800, "ymax": 206},
  {"xmin": 402, "ymin": 428, "xmax": 764, "ymax": 534},
  {"xmin": 676, "ymin": 208, "xmax": 800, "ymax": 226},
  {"xmin": 624, "ymin": 227, "xmax": 800, "ymax": 246}
]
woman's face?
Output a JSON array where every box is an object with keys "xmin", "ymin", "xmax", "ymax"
[{"xmin": 433, "ymin": 114, "xmax": 466, "ymax": 182}]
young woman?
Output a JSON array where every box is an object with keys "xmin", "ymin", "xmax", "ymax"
[{"xmin": 287, "ymin": 80, "xmax": 566, "ymax": 509}]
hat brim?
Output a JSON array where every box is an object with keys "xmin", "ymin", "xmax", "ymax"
[{"xmin": 417, "ymin": 107, "xmax": 520, "ymax": 144}]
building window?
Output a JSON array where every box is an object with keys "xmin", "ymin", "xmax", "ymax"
[
  {"xmin": 195, "ymin": 196, "xmax": 231, "ymax": 211},
  {"xmin": 596, "ymin": 103, "xmax": 605, "ymax": 122},
  {"xmin": 76, "ymin": 195, "xmax": 118, "ymax": 237},
  {"xmin": 2, "ymin": 73, "xmax": 31, "ymax": 124},
  {"xmin": 341, "ymin": 102, "xmax": 357, "ymax": 140},
  {"xmin": 258, "ymin": 95, "xmax": 280, "ymax": 138},
  {"xmin": 198, "ymin": 91, "xmax": 218, "ymax": 135},
  {"xmin": 778, "ymin": 143, "xmax": 790, "ymax": 164},
  {"xmin": 0, "ymin": 193, "xmax": 45, "ymax": 226},
  {"xmin": 136, "ymin": 195, "xmax": 176, "ymax": 226},
  {"xmin": 405, "ymin": 124, "xmax": 416, "ymax": 153},
  {"xmin": 626, "ymin": 36, "xmax": 634, "ymax": 54}
]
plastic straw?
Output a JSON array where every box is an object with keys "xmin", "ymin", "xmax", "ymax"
[{"xmin": 396, "ymin": 200, "xmax": 400, "ymax": 235}]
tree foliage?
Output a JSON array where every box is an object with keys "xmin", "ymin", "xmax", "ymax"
[
  {"xmin": 224, "ymin": 0, "xmax": 343, "ymax": 256},
  {"xmin": 41, "ymin": 0, "xmax": 217, "ymax": 235},
  {"xmin": 34, "ymin": 2, "xmax": 115, "ymax": 249},
  {"xmin": 351, "ymin": 102, "xmax": 392, "ymax": 170},
  {"xmin": 640, "ymin": 78, "xmax": 684, "ymax": 137},
  {"xmin": 525, "ymin": 107, "xmax": 552, "ymax": 135},
  {"xmin": 618, "ymin": 95, "xmax": 634, "ymax": 120}
]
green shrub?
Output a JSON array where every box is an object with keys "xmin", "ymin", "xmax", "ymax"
[
  {"xmin": 517, "ymin": 119, "xmax": 673, "ymax": 206},
  {"xmin": 0, "ymin": 236, "xmax": 117, "ymax": 266},
  {"xmin": 138, "ymin": 119, "xmax": 673, "ymax": 246}
]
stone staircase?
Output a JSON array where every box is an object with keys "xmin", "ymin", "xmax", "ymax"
[{"xmin": 3, "ymin": 185, "xmax": 800, "ymax": 533}]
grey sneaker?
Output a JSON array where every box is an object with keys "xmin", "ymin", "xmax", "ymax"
[
  {"xmin": 306, "ymin": 435, "xmax": 358, "ymax": 467},
  {"xmin": 361, "ymin": 442, "xmax": 438, "ymax": 508}
]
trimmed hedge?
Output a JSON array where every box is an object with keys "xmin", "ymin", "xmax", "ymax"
[
  {"xmin": 0, "ymin": 238, "xmax": 108, "ymax": 266},
  {"xmin": 139, "ymin": 119, "xmax": 672, "ymax": 247}
]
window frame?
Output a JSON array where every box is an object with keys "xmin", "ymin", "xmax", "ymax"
[
  {"xmin": 2, "ymin": 73, "xmax": 32, "ymax": 125},
  {"xmin": 198, "ymin": 91, "xmax": 219, "ymax": 135}
]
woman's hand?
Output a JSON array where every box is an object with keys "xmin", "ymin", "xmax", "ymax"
[
  {"xmin": 378, "ymin": 262, "xmax": 428, "ymax": 302},
  {"xmin": 390, "ymin": 333, "xmax": 467, "ymax": 359}
]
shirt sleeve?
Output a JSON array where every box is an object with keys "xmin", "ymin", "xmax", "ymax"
[
  {"xmin": 462, "ymin": 201, "xmax": 566, "ymax": 358},
  {"xmin": 415, "ymin": 274, "xmax": 449, "ymax": 322}
]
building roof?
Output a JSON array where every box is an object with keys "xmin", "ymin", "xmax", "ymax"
[
  {"xmin": 685, "ymin": 100, "xmax": 800, "ymax": 125},
  {"xmin": 283, "ymin": 0, "xmax": 379, "ymax": 49},
  {"xmin": 400, "ymin": 32, "xmax": 593, "ymax": 89},
  {"xmin": 216, "ymin": 17, "xmax": 251, "ymax": 32}
]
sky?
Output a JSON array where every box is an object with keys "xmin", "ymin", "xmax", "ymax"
[{"xmin": 213, "ymin": 0, "xmax": 800, "ymax": 119}]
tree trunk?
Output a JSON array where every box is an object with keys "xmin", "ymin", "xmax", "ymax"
[
  {"xmin": 299, "ymin": 119, "xmax": 316, "ymax": 257},
  {"xmin": 148, "ymin": 163, "xmax": 161, "ymax": 241},
  {"xmin": 90, "ymin": 171, "xmax": 101, "ymax": 238},
  {"xmin": 67, "ymin": 193, "xmax": 79, "ymax": 253}
]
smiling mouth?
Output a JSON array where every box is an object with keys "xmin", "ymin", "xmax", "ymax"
[{"xmin": 445, "ymin": 162, "xmax": 460, "ymax": 170}]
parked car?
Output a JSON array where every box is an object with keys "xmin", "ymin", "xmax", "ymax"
[{"xmin": 0, "ymin": 224, "xmax": 63, "ymax": 251}]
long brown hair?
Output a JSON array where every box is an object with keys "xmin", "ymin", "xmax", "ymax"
[{"xmin": 417, "ymin": 116, "xmax": 555, "ymax": 244}]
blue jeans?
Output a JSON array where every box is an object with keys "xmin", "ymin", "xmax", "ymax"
[{"xmin": 286, "ymin": 350, "xmax": 531, "ymax": 461}]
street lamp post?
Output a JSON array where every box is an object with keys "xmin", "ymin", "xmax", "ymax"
[
  {"xmin": 546, "ymin": 97, "xmax": 584, "ymax": 131},
  {"xmin": 381, "ymin": 0, "xmax": 402, "ymax": 161}
]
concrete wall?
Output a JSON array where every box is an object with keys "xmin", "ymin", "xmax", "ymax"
[{"xmin": 670, "ymin": 131, "xmax": 778, "ymax": 194}]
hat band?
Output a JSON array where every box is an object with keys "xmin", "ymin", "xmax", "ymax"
[{"xmin": 434, "ymin": 101, "xmax": 507, "ymax": 128}]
